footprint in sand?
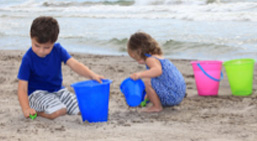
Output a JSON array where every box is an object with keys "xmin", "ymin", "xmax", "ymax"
[{"xmin": 0, "ymin": 77, "xmax": 6, "ymax": 84}]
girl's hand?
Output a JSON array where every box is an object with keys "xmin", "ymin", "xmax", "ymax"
[
  {"xmin": 144, "ymin": 93, "xmax": 148, "ymax": 100},
  {"xmin": 23, "ymin": 108, "xmax": 36, "ymax": 118},
  {"xmin": 130, "ymin": 72, "xmax": 141, "ymax": 80},
  {"xmin": 92, "ymin": 73, "xmax": 105, "ymax": 83}
]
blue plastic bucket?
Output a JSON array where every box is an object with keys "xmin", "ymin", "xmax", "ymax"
[
  {"xmin": 120, "ymin": 78, "xmax": 145, "ymax": 107},
  {"xmin": 71, "ymin": 79, "xmax": 112, "ymax": 123}
]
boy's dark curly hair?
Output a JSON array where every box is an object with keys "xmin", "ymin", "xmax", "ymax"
[
  {"xmin": 127, "ymin": 32, "xmax": 162, "ymax": 60},
  {"xmin": 30, "ymin": 16, "xmax": 59, "ymax": 43}
]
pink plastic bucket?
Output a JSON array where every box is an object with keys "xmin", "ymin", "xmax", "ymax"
[{"xmin": 191, "ymin": 61, "xmax": 223, "ymax": 96}]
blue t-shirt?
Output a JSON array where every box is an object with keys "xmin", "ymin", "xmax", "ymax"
[{"xmin": 17, "ymin": 43, "xmax": 71, "ymax": 95}]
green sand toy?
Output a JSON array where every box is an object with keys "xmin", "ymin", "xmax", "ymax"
[
  {"xmin": 29, "ymin": 113, "xmax": 37, "ymax": 120},
  {"xmin": 140, "ymin": 99, "xmax": 149, "ymax": 107}
]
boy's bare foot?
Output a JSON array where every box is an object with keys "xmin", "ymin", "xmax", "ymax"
[{"xmin": 142, "ymin": 106, "xmax": 163, "ymax": 113}]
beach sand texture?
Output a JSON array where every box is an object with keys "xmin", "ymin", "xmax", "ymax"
[{"xmin": 0, "ymin": 50, "xmax": 257, "ymax": 141}]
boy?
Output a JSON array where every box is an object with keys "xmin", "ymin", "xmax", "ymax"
[{"xmin": 17, "ymin": 16, "xmax": 104, "ymax": 120}]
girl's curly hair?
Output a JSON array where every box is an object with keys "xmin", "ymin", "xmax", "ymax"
[{"xmin": 127, "ymin": 32, "xmax": 162, "ymax": 60}]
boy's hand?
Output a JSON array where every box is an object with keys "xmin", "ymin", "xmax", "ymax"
[
  {"xmin": 130, "ymin": 72, "xmax": 141, "ymax": 80},
  {"xmin": 92, "ymin": 74, "xmax": 105, "ymax": 83},
  {"xmin": 23, "ymin": 108, "xmax": 36, "ymax": 118}
]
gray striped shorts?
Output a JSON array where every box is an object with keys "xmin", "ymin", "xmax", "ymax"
[{"xmin": 28, "ymin": 88, "xmax": 80, "ymax": 115}]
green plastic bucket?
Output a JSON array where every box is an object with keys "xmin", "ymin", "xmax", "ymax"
[{"xmin": 223, "ymin": 58, "xmax": 255, "ymax": 96}]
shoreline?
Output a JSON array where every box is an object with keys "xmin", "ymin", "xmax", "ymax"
[{"xmin": 0, "ymin": 49, "xmax": 257, "ymax": 141}]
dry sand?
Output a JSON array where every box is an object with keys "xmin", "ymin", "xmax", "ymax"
[{"xmin": 0, "ymin": 50, "xmax": 257, "ymax": 141}]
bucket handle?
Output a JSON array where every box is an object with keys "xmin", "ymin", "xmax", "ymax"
[{"xmin": 197, "ymin": 63, "xmax": 223, "ymax": 82}]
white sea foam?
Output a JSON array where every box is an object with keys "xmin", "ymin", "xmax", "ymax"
[
  {"xmin": 1, "ymin": 0, "xmax": 257, "ymax": 22},
  {"xmin": 0, "ymin": 0, "xmax": 257, "ymax": 60}
]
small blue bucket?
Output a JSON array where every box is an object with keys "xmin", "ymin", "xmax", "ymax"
[
  {"xmin": 120, "ymin": 78, "xmax": 145, "ymax": 107},
  {"xmin": 71, "ymin": 79, "xmax": 112, "ymax": 123}
]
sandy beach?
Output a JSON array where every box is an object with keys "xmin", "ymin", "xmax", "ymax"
[{"xmin": 0, "ymin": 50, "xmax": 257, "ymax": 141}]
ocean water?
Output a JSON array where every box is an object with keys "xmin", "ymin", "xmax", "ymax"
[{"xmin": 1, "ymin": 0, "xmax": 257, "ymax": 60}]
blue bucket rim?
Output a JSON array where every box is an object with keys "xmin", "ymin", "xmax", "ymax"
[
  {"xmin": 71, "ymin": 79, "xmax": 112, "ymax": 88},
  {"xmin": 120, "ymin": 78, "xmax": 145, "ymax": 93}
]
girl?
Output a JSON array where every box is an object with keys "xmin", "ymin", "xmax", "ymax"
[{"xmin": 127, "ymin": 32, "xmax": 186, "ymax": 113}]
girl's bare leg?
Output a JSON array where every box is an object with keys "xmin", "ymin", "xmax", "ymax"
[{"xmin": 143, "ymin": 79, "xmax": 163, "ymax": 113}]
